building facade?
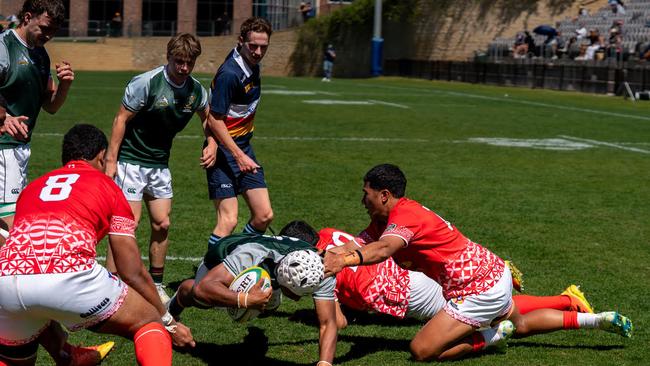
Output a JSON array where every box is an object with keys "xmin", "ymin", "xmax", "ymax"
[{"xmin": 0, "ymin": 0, "xmax": 313, "ymax": 37}]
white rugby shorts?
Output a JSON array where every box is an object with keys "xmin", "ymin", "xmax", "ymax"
[
  {"xmin": 0, "ymin": 264, "xmax": 127, "ymax": 345},
  {"xmin": 0, "ymin": 144, "xmax": 30, "ymax": 206},
  {"xmin": 443, "ymin": 266, "xmax": 513, "ymax": 328},
  {"xmin": 405, "ymin": 271, "xmax": 446, "ymax": 320},
  {"xmin": 115, "ymin": 161, "xmax": 173, "ymax": 201}
]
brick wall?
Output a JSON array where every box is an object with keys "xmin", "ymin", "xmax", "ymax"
[{"xmin": 46, "ymin": 30, "xmax": 297, "ymax": 76}]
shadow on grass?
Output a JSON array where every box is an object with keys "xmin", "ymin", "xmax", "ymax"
[
  {"xmin": 177, "ymin": 326, "xmax": 305, "ymax": 365},
  {"xmin": 284, "ymin": 308, "xmax": 423, "ymax": 327}
]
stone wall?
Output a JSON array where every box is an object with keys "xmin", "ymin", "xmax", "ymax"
[
  {"xmin": 384, "ymin": 0, "xmax": 607, "ymax": 61},
  {"xmin": 45, "ymin": 30, "xmax": 297, "ymax": 76}
]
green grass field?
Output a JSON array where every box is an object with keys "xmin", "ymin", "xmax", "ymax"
[{"xmin": 29, "ymin": 71, "xmax": 649, "ymax": 365}]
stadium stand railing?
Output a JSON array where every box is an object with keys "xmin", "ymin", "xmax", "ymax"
[{"xmin": 384, "ymin": 58, "xmax": 650, "ymax": 96}]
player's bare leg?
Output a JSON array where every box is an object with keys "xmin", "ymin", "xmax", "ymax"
[
  {"xmin": 145, "ymin": 196, "xmax": 172, "ymax": 303},
  {"xmin": 106, "ymin": 200, "xmax": 143, "ymax": 273},
  {"xmin": 212, "ymin": 197, "xmax": 239, "ymax": 237},
  {"xmin": 410, "ymin": 309, "xmax": 475, "ymax": 361},
  {"xmin": 242, "ymin": 188, "xmax": 273, "ymax": 233},
  {"xmin": 95, "ymin": 285, "xmax": 172, "ymax": 366},
  {"xmin": 508, "ymin": 305, "xmax": 565, "ymax": 337}
]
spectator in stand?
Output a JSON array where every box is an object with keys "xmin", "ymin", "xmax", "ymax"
[
  {"xmin": 533, "ymin": 24, "xmax": 561, "ymax": 58},
  {"xmin": 609, "ymin": 0, "xmax": 625, "ymax": 15},
  {"xmin": 575, "ymin": 21, "xmax": 587, "ymax": 41},
  {"xmin": 524, "ymin": 31, "xmax": 538, "ymax": 57},
  {"xmin": 579, "ymin": 7, "xmax": 589, "ymax": 17},
  {"xmin": 513, "ymin": 31, "xmax": 529, "ymax": 59},
  {"xmin": 586, "ymin": 29, "xmax": 605, "ymax": 60},
  {"xmin": 300, "ymin": 2, "xmax": 314, "ymax": 22},
  {"xmin": 574, "ymin": 43, "xmax": 589, "ymax": 60},
  {"xmin": 607, "ymin": 27, "xmax": 623, "ymax": 60}
]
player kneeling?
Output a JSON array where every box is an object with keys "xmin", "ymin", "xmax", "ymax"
[
  {"xmin": 0, "ymin": 125, "xmax": 194, "ymax": 366},
  {"xmin": 168, "ymin": 233, "xmax": 338, "ymax": 365}
]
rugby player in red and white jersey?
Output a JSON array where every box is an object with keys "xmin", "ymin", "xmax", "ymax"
[
  {"xmin": 282, "ymin": 221, "xmax": 632, "ymax": 356},
  {"xmin": 0, "ymin": 124, "xmax": 195, "ymax": 366},
  {"xmin": 323, "ymin": 164, "xmax": 632, "ymax": 361}
]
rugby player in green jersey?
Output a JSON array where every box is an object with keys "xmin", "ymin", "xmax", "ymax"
[
  {"xmin": 0, "ymin": 0, "xmax": 74, "ymax": 239},
  {"xmin": 104, "ymin": 33, "xmax": 216, "ymax": 303}
]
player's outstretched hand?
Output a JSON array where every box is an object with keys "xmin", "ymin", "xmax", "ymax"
[
  {"xmin": 235, "ymin": 154, "xmax": 260, "ymax": 174},
  {"xmin": 323, "ymin": 251, "xmax": 345, "ymax": 278},
  {"xmin": 200, "ymin": 143, "xmax": 216, "ymax": 169},
  {"xmin": 55, "ymin": 61, "xmax": 75, "ymax": 86},
  {"xmin": 170, "ymin": 321, "xmax": 196, "ymax": 348},
  {"xmin": 2, "ymin": 115, "xmax": 29, "ymax": 140},
  {"xmin": 246, "ymin": 278, "xmax": 272, "ymax": 310}
]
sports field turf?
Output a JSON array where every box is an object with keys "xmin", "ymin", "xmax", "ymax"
[{"xmin": 31, "ymin": 71, "xmax": 648, "ymax": 365}]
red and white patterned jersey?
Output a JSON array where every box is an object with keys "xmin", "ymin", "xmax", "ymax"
[
  {"xmin": 0, "ymin": 160, "xmax": 136, "ymax": 275},
  {"xmin": 317, "ymin": 228, "xmax": 411, "ymax": 318},
  {"xmin": 366, "ymin": 198, "xmax": 504, "ymax": 299}
]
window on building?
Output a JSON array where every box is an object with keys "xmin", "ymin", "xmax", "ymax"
[
  {"xmin": 255, "ymin": 0, "xmax": 302, "ymax": 31},
  {"xmin": 88, "ymin": 0, "xmax": 122, "ymax": 36},
  {"xmin": 196, "ymin": 0, "xmax": 232, "ymax": 36},
  {"xmin": 143, "ymin": 0, "xmax": 177, "ymax": 36},
  {"xmin": 56, "ymin": 0, "xmax": 70, "ymax": 36}
]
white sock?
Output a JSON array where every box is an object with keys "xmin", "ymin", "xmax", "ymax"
[
  {"xmin": 480, "ymin": 326, "xmax": 504, "ymax": 348},
  {"xmin": 577, "ymin": 312, "xmax": 599, "ymax": 328}
]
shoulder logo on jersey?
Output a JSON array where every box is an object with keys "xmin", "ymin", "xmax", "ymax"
[
  {"xmin": 182, "ymin": 95, "xmax": 196, "ymax": 113},
  {"xmin": 17, "ymin": 56, "xmax": 30, "ymax": 66},
  {"xmin": 244, "ymin": 82, "xmax": 253, "ymax": 93},
  {"xmin": 155, "ymin": 96, "xmax": 169, "ymax": 108}
]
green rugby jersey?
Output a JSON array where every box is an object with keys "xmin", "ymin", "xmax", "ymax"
[
  {"xmin": 0, "ymin": 30, "xmax": 51, "ymax": 148},
  {"xmin": 203, "ymin": 233, "xmax": 334, "ymax": 300},
  {"xmin": 119, "ymin": 66, "xmax": 208, "ymax": 168}
]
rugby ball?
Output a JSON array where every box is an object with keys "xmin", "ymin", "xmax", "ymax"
[{"xmin": 227, "ymin": 266, "xmax": 272, "ymax": 322}]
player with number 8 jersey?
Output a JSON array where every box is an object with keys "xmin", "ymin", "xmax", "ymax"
[{"xmin": 0, "ymin": 160, "xmax": 135, "ymax": 275}]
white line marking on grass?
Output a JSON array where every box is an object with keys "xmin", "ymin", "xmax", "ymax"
[
  {"xmin": 264, "ymin": 84, "xmax": 288, "ymax": 89},
  {"xmin": 96, "ymin": 255, "xmax": 203, "ymax": 262},
  {"xmin": 304, "ymin": 99, "xmax": 374, "ymax": 105},
  {"xmin": 560, "ymin": 135, "xmax": 650, "ymax": 154},
  {"xmin": 32, "ymin": 133, "xmax": 427, "ymax": 143},
  {"xmin": 356, "ymin": 83, "xmax": 650, "ymax": 122},
  {"xmin": 255, "ymin": 136, "xmax": 428, "ymax": 142},
  {"xmin": 465, "ymin": 137, "xmax": 593, "ymax": 150},
  {"xmin": 266, "ymin": 90, "xmax": 317, "ymax": 95},
  {"xmin": 367, "ymin": 99, "xmax": 410, "ymax": 109},
  {"xmin": 303, "ymin": 99, "xmax": 408, "ymax": 108}
]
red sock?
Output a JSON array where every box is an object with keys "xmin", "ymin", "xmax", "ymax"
[
  {"xmin": 513, "ymin": 295, "xmax": 572, "ymax": 314},
  {"xmin": 562, "ymin": 311, "xmax": 580, "ymax": 329},
  {"xmin": 471, "ymin": 332, "xmax": 485, "ymax": 352},
  {"xmin": 134, "ymin": 322, "xmax": 172, "ymax": 366}
]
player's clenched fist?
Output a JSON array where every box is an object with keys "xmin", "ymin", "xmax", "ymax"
[{"xmin": 55, "ymin": 61, "xmax": 74, "ymax": 85}]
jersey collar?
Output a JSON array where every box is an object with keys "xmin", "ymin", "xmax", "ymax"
[
  {"xmin": 232, "ymin": 47, "xmax": 253, "ymax": 78},
  {"xmin": 162, "ymin": 65, "xmax": 186, "ymax": 89},
  {"xmin": 11, "ymin": 29, "xmax": 33, "ymax": 49}
]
